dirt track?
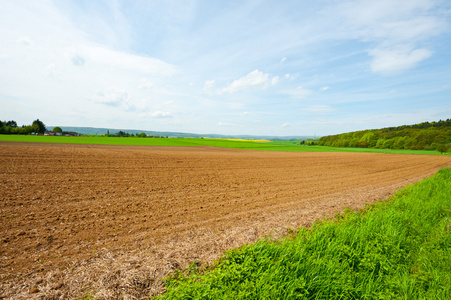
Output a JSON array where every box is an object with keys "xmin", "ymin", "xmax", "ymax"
[{"xmin": 1, "ymin": 142, "xmax": 450, "ymax": 299}]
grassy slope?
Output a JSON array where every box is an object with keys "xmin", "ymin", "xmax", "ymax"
[
  {"xmin": 161, "ymin": 168, "xmax": 451, "ymax": 299},
  {"xmin": 0, "ymin": 135, "xmax": 444, "ymax": 155}
]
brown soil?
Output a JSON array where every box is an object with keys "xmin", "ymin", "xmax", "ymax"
[{"xmin": 1, "ymin": 142, "xmax": 450, "ymax": 299}]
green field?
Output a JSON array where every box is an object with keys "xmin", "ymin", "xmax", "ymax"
[
  {"xmin": 0, "ymin": 135, "xmax": 445, "ymax": 155},
  {"xmin": 161, "ymin": 168, "xmax": 451, "ymax": 299}
]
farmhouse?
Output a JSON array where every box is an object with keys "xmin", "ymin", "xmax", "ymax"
[{"xmin": 44, "ymin": 131, "xmax": 78, "ymax": 137}]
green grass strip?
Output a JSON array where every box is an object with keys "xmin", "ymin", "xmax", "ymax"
[
  {"xmin": 0, "ymin": 135, "xmax": 444, "ymax": 155},
  {"xmin": 161, "ymin": 168, "xmax": 451, "ymax": 299}
]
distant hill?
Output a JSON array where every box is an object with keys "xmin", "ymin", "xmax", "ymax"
[
  {"xmin": 46, "ymin": 126, "xmax": 316, "ymax": 141},
  {"xmin": 318, "ymin": 119, "xmax": 451, "ymax": 152}
]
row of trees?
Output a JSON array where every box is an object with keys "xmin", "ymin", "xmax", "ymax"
[
  {"xmin": 319, "ymin": 119, "xmax": 451, "ymax": 152},
  {"xmin": 0, "ymin": 119, "xmax": 47, "ymax": 135},
  {"xmin": 104, "ymin": 130, "xmax": 168, "ymax": 138},
  {"xmin": 300, "ymin": 140, "xmax": 317, "ymax": 146},
  {"xmin": 0, "ymin": 120, "xmax": 166, "ymax": 138}
]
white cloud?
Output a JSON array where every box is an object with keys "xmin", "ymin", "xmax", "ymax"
[
  {"xmin": 70, "ymin": 54, "xmax": 85, "ymax": 66},
  {"xmin": 139, "ymin": 79, "xmax": 153, "ymax": 89},
  {"xmin": 17, "ymin": 36, "xmax": 34, "ymax": 47},
  {"xmin": 284, "ymin": 73, "xmax": 298, "ymax": 80},
  {"xmin": 336, "ymin": 0, "xmax": 446, "ymax": 74},
  {"xmin": 92, "ymin": 88, "xmax": 130, "ymax": 107},
  {"xmin": 203, "ymin": 80, "xmax": 216, "ymax": 95},
  {"xmin": 280, "ymin": 57, "xmax": 287, "ymax": 63},
  {"xmin": 92, "ymin": 89, "xmax": 160, "ymax": 113},
  {"xmin": 369, "ymin": 47, "xmax": 432, "ymax": 74},
  {"xmin": 281, "ymin": 86, "xmax": 313, "ymax": 99},
  {"xmin": 303, "ymin": 105, "xmax": 335, "ymax": 113},
  {"xmin": 319, "ymin": 86, "xmax": 330, "ymax": 91},
  {"xmin": 281, "ymin": 122, "xmax": 289, "ymax": 128},
  {"xmin": 71, "ymin": 44, "xmax": 177, "ymax": 76},
  {"xmin": 150, "ymin": 111, "xmax": 172, "ymax": 118},
  {"xmin": 138, "ymin": 111, "xmax": 172, "ymax": 119},
  {"xmin": 339, "ymin": 0, "xmax": 445, "ymax": 43},
  {"xmin": 43, "ymin": 63, "xmax": 58, "ymax": 77},
  {"xmin": 219, "ymin": 70, "xmax": 279, "ymax": 94},
  {"xmin": 0, "ymin": 0, "xmax": 184, "ymax": 131}
]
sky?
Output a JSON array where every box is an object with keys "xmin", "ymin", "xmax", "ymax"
[{"xmin": 1, "ymin": 0, "xmax": 450, "ymax": 137}]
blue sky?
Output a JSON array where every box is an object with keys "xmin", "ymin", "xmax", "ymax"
[{"xmin": 1, "ymin": 0, "xmax": 450, "ymax": 136}]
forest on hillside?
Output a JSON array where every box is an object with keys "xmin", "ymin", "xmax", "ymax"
[{"xmin": 318, "ymin": 119, "xmax": 451, "ymax": 152}]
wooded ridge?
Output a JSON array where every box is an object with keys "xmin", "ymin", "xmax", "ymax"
[{"xmin": 319, "ymin": 119, "xmax": 451, "ymax": 152}]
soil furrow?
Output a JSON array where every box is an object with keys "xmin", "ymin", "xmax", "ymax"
[{"xmin": 1, "ymin": 141, "xmax": 450, "ymax": 299}]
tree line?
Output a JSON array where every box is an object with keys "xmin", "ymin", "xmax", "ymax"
[
  {"xmin": 0, "ymin": 120, "xmax": 168, "ymax": 138},
  {"xmin": 318, "ymin": 119, "xmax": 451, "ymax": 153},
  {"xmin": 0, "ymin": 119, "xmax": 47, "ymax": 135},
  {"xmin": 104, "ymin": 130, "xmax": 168, "ymax": 138}
]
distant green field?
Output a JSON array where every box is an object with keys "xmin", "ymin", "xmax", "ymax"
[{"xmin": 0, "ymin": 134, "xmax": 445, "ymax": 155}]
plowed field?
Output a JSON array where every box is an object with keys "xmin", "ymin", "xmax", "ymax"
[{"xmin": 1, "ymin": 142, "xmax": 450, "ymax": 299}]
